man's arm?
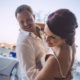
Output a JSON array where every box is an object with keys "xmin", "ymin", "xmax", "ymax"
[{"xmin": 16, "ymin": 40, "xmax": 40, "ymax": 80}]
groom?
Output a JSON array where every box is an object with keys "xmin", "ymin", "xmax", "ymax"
[{"xmin": 15, "ymin": 4, "xmax": 48, "ymax": 80}]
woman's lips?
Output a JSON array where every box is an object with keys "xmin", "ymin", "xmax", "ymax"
[{"xmin": 47, "ymin": 42, "xmax": 52, "ymax": 45}]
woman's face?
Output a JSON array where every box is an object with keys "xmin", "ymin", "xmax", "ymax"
[{"xmin": 44, "ymin": 24, "xmax": 65, "ymax": 47}]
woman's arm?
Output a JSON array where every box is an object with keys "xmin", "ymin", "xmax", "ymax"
[{"xmin": 34, "ymin": 55, "xmax": 62, "ymax": 80}]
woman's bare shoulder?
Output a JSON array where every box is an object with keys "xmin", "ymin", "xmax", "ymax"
[{"xmin": 59, "ymin": 44, "xmax": 73, "ymax": 76}]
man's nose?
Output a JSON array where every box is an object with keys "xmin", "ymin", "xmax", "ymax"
[{"xmin": 24, "ymin": 22, "xmax": 28, "ymax": 26}]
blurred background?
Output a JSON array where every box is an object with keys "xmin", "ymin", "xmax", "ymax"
[{"xmin": 0, "ymin": 0, "xmax": 80, "ymax": 80}]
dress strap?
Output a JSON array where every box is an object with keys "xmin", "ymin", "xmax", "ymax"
[{"xmin": 53, "ymin": 53, "xmax": 66, "ymax": 78}]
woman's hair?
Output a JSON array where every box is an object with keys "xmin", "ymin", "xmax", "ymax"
[{"xmin": 47, "ymin": 9, "xmax": 78, "ymax": 46}]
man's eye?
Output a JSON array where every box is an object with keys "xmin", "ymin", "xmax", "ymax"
[
  {"xmin": 27, "ymin": 19, "xmax": 33, "ymax": 22},
  {"xmin": 20, "ymin": 21, "xmax": 24, "ymax": 24}
]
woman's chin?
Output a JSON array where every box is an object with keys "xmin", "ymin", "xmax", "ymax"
[{"xmin": 48, "ymin": 43, "xmax": 54, "ymax": 47}]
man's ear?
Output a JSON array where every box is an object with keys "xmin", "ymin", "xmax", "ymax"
[{"xmin": 33, "ymin": 14, "xmax": 35, "ymax": 20}]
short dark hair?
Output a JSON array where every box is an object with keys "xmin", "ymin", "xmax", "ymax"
[
  {"xmin": 47, "ymin": 9, "xmax": 78, "ymax": 46},
  {"xmin": 15, "ymin": 4, "xmax": 33, "ymax": 17}
]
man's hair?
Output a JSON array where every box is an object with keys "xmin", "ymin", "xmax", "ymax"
[{"xmin": 15, "ymin": 4, "xmax": 33, "ymax": 17}]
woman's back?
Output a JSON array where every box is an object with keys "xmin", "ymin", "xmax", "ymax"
[{"xmin": 53, "ymin": 43, "xmax": 76, "ymax": 80}]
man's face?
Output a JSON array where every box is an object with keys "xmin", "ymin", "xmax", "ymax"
[{"xmin": 16, "ymin": 10, "xmax": 35, "ymax": 32}]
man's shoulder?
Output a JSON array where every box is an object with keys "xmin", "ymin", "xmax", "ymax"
[{"xmin": 17, "ymin": 33, "xmax": 33, "ymax": 46}]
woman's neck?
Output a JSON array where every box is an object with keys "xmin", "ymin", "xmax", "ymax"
[{"xmin": 51, "ymin": 43, "xmax": 67, "ymax": 55}]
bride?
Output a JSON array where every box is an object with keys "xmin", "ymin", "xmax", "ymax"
[{"xmin": 34, "ymin": 9, "xmax": 78, "ymax": 80}]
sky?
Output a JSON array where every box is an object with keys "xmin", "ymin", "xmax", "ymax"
[{"xmin": 0, "ymin": 0, "xmax": 80, "ymax": 61}]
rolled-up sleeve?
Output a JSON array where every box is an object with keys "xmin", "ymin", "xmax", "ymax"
[{"xmin": 16, "ymin": 40, "xmax": 40, "ymax": 80}]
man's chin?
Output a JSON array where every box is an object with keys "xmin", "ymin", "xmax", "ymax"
[{"xmin": 24, "ymin": 29, "xmax": 33, "ymax": 32}]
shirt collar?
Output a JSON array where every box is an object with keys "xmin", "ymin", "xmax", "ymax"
[
  {"xmin": 19, "ymin": 28, "xmax": 30, "ymax": 36},
  {"xmin": 30, "ymin": 26, "xmax": 44, "ymax": 39},
  {"xmin": 19, "ymin": 26, "xmax": 44, "ymax": 39}
]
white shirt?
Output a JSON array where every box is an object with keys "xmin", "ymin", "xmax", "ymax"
[{"xmin": 16, "ymin": 29, "xmax": 49, "ymax": 80}]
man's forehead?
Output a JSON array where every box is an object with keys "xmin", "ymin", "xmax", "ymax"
[
  {"xmin": 17, "ymin": 11, "xmax": 33, "ymax": 19},
  {"xmin": 17, "ymin": 10, "xmax": 32, "ymax": 16},
  {"xmin": 21, "ymin": 10, "xmax": 32, "ymax": 16}
]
